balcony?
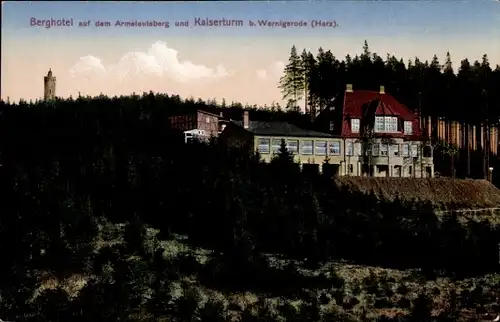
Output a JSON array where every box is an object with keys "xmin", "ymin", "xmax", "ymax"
[{"xmin": 369, "ymin": 155, "xmax": 403, "ymax": 166}]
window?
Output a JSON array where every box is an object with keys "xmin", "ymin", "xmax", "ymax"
[
  {"xmin": 287, "ymin": 140, "xmax": 298, "ymax": 154},
  {"xmin": 351, "ymin": 119, "xmax": 360, "ymax": 133},
  {"xmin": 388, "ymin": 117, "xmax": 398, "ymax": 132},
  {"xmin": 380, "ymin": 144, "xmax": 388, "ymax": 156},
  {"xmin": 258, "ymin": 138, "xmax": 270, "ymax": 153},
  {"xmin": 409, "ymin": 166, "xmax": 413, "ymax": 175},
  {"xmin": 411, "ymin": 144, "xmax": 418, "ymax": 157},
  {"xmin": 349, "ymin": 164, "xmax": 354, "ymax": 173},
  {"xmin": 372, "ymin": 143, "xmax": 379, "ymax": 156},
  {"xmin": 272, "ymin": 139, "xmax": 282, "ymax": 154},
  {"xmin": 403, "ymin": 143, "xmax": 410, "ymax": 156},
  {"xmin": 404, "ymin": 121, "xmax": 413, "ymax": 135},
  {"xmin": 328, "ymin": 141, "xmax": 340, "ymax": 155},
  {"xmin": 301, "ymin": 140, "xmax": 313, "ymax": 155},
  {"xmin": 346, "ymin": 142, "xmax": 353, "ymax": 156},
  {"xmin": 315, "ymin": 141, "xmax": 327, "ymax": 155},
  {"xmin": 354, "ymin": 142, "xmax": 362, "ymax": 156},
  {"xmin": 375, "ymin": 117, "xmax": 385, "ymax": 132},
  {"xmin": 423, "ymin": 145, "xmax": 432, "ymax": 158},
  {"xmin": 374, "ymin": 116, "xmax": 398, "ymax": 133},
  {"xmin": 391, "ymin": 144, "xmax": 399, "ymax": 156},
  {"xmin": 206, "ymin": 117, "xmax": 210, "ymax": 123}
]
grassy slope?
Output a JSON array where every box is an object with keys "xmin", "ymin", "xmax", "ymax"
[{"xmin": 35, "ymin": 222, "xmax": 500, "ymax": 321}]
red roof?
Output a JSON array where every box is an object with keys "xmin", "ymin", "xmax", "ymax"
[{"xmin": 341, "ymin": 90, "xmax": 422, "ymax": 138}]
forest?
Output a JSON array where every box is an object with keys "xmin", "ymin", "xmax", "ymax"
[
  {"xmin": 278, "ymin": 41, "xmax": 500, "ymax": 126},
  {"xmin": 1, "ymin": 41, "xmax": 500, "ymax": 321},
  {"xmin": 276, "ymin": 41, "xmax": 500, "ymax": 179}
]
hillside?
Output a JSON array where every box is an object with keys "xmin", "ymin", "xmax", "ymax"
[
  {"xmin": 3, "ymin": 95, "xmax": 500, "ymax": 321},
  {"xmin": 31, "ymin": 221, "xmax": 500, "ymax": 322}
]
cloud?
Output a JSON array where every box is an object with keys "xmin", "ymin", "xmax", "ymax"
[
  {"xmin": 110, "ymin": 52, "xmax": 163, "ymax": 80},
  {"xmin": 69, "ymin": 41, "xmax": 231, "ymax": 83},
  {"xmin": 256, "ymin": 61, "xmax": 285, "ymax": 80},
  {"xmin": 69, "ymin": 56, "xmax": 107, "ymax": 78}
]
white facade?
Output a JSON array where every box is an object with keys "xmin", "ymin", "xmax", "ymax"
[
  {"xmin": 255, "ymin": 135, "xmax": 434, "ymax": 178},
  {"xmin": 338, "ymin": 138, "xmax": 434, "ymax": 178}
]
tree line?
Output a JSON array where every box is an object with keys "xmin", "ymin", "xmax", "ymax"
[
  {"xmin": 279, "ymin": 41, "xmax": 500, "ymax": 126},
  {"xmin": 2, "ymin": 94, "xmax": 499, "ymax": 271},
  {"xmin": 2, "ymin": 95, "xmax": 500, "ymax": 320}
]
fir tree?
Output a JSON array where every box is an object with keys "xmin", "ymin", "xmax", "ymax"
[
  {"xmin": 279, "ymin": 45, "xmax": 304, "ymax": 111},
  {"xmin": 274, "ymin": 139, "xmax": 294, "ymax": 164},
  {"xmin": 300, "ymin": 49, "xmax": 317, "ymax": 115},
  {"xmin": 315, "ymin": 48, "xmax": 337, "ymax": 112},
  {"xmin": 443, "ymin": 51, "xmax": 453, "ymax": 74}
]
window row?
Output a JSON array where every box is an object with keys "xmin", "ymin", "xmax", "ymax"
[
  {"xmin": 372, "ymin": 143, "xmax": 418, "ymax": 157},
  {"xmin": 350, "ymin": 117, "xmax": 413, "ymax": 135},
  {"xmin": 257, "ymin": 138, "xmax": 422, "ymax": 157},
  {"xmin": 347, "ymin": 143, "xmax": 420, "ymax": 157},
  {"xmin": 257, "ymin": 138, "xmax": 341, "ymax": 155},
  {"xmin": 370, "ymin": 143, "xmax": 419, "ymax": 157}
]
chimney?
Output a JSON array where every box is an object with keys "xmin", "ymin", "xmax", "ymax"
[
  {"xmin": 379, "ymin": 85, "xmax": 385, "ymax": 94},
  {"xmin": 346, "ymin": 84, "xmax": 353, "ymax": 93},
  {"xmin": 243, "ymin": 110, "xmax": 249, "ymax": 129}
]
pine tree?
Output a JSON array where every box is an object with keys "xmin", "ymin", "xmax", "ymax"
[
  {"xmin": 443, "ymin": 52, "xmax": 456, "ymax": 120},
  {"xmin": 316, "ymin": 48, "xmax": 337, "ymax": 112},
  {"xmin": 443, "ymin": 51, "xmax": 453, "ymax": 74},
  {"xmin": 430, "ymin": 54, "xmax": 441, "ymax": 71},
  {"xmin": 301, "ymin": 50, "xmax": 318, "ymax": 117},
  {"xmin": 274, "ymin": 139, "xmax": 294, "ymax": 163},
  {"xmin": 481, "ymin": 53, "xmax": 490, "ymax": 70},
  {"xmin": 359, "ymin": 40, "xmax": 376, "ymax": 90},
  {"xmin": 271, "ymin": 139, "xmax": 298, "ymax": 176},
  {"xmin": 279, "ymin": 45, "xmax": 304, "ymax": 112}
]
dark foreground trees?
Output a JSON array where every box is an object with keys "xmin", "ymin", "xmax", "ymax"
[{"xmin": 2, "ymin": 94, "xmax": 500, "ymax": 320}]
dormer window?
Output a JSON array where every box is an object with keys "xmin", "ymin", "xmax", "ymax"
[
  {"xmin": 351, "ymin": 118, "xmax": 360, "ymax": 133},
  {"xmin": 374, "ymin": 116, "xmax": 398, "ymax": 133},
  {"xmin": 404, "ymin": 121, "xmax": 413, "ymax": 135}
]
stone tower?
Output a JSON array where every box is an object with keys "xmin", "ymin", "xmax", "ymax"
[{"xmin": 44, "ymin": 69, "xmax": 56, "ymax": 100}]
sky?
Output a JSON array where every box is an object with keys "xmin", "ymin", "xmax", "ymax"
[{"xmin": 2, "ymin": 1, "xmax": 500, "ymax": 106}]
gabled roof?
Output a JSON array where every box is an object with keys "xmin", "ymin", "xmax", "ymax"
[
  {"xmin": 343, "ymin": 90, "xmax": 415, "ymax": 120},
  {"xmin": 232, "ymin": 120, "xmax": 333, "ymax": 138},
  {"xmin": 197, "ymin": 109, "xmax": 222, "ymax": 118},
  {"xmin": 374, "ymin": 99, "xmax": 401, "ymax": 116},
  {"xmin": 341, "ymin": 89, "xmax": 422, "ymax": 138}
]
